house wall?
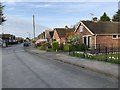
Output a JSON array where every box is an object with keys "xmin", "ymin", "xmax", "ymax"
[
  {"xmin": 53, "ymin": 30, "xmax": 66, "ymax": 44},
  {"xmin": 75, "ymin": 25, "xmax": 94, "ymax": 45},
  {"xmin": 60, "ymin": 37, "xmax": 66, "ymax": 44},
  {"xmin": 96, "ymin": 35, "xmax": 120, "ymax": 48},
  {"xmin": 53, "ymin": 30, "xmax": 60, "ymax": 44},
  {"xmin": 75, "ymin": 22, "xmax": 120, "ymax": 49},
  {"xmin": 38, "ymin": 33, "xmax": 45, "ymax": 39}
]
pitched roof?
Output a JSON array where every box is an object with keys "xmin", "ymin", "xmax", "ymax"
[
  {"xmin": 54, "ymin": 28, "xmax": 74, "ymax": 38},
  {"xmin": 81, "ymin": 21, "xmax": 120, "ymax": 34},
  {"xmin": 49, "ymin": 31, "xmax": 54, "ymax": 38}
]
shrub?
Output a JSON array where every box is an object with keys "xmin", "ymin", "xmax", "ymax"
[
  {"xmin": 52, "ymin": 41, "xmax": 59, "ymax": 51},
  {"xmin": 63, "ymin": 43, "xmax": 72, "ymax": 52},
  {"xmin": 36, "ymin": 42, "xmax": 44, "ymax": 47},
  {"xmin": 39, "ymin": 43, "xmax": 49, "ymax": 50},
  {"xmin": 70, "ymin": 44, "xmax": 88, "ymax": 52},
  {"xmin": 75, "ymin": 44, "xmax": 88, "ymax": 51},
  {"xmin": 32, "ymin": 40, "xmax": 36, "ymax": 43},
  {"xmin": 73, "ymin": 44, "xmax": 81, "ymax": 51}
]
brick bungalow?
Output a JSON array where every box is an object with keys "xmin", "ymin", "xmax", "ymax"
[
  {"xmin": 52, "ymin": 26, "xmax": 74, "ymax": 44},
  {"xmin": 74, "ymin": 20, "xmax": 120, "ymax": 49},
  {"xmin": 37, "ymin": 30, "xmax": 54, "ymax": 43}
]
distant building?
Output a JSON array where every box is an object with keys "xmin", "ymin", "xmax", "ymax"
[
  {"xmin": 37, "ymin": 29, "xmax": 54, "ymax": 43},
  {"xmin": 52, "ymin": 26, "xmax": 75, "ymax": 44},
  {"xmin": 0, "ymin": 34, "xmax": 17, "ymax": 47}
]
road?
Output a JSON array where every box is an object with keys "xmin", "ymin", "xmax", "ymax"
[{"xmin": 2, "ymin": 44, "xmax": 118, "ymax": 88}]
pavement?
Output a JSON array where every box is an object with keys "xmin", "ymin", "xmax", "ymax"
[{"xmin": 25, "ymin": 46, "xmax": 119, "ymax": 79}]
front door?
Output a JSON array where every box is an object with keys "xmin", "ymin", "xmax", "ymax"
[
  {"xmin": 83, "ymin": 37, "xmax": 87, "ymax": 45},
  {"xmin": 88, "ymin": 36, "xmax": 91, "ymax": 48}
]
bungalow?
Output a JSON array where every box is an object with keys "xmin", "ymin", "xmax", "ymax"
[
  {"xmin": 52, "ymin": 26, "xmax": 74, "ymax": 44},
  {"xmin": 37, "ymin": 30, "xmax": 54, "ymax": 43},
  {"xmin": 0, "ymin": 34, "xmax": 16, "ymax": 47},
  {"xmin": 37, "ymin": 32, "xmax": 45, "ymax": 39},
  {"xmin": 45, "ymin": 30, "xmax": 54, "ymax": 43},
  {"xmin": 74, "ymin": 20, "xmax": 120, "ymax": 49}
]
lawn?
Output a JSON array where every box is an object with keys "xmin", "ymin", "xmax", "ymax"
[{"xmin": 70, "ymin": 51, "xmax": 120, "ymax": 64}]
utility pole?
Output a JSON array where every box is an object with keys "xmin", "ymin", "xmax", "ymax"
[{"xmin": 33, "ymin": 15, "xmax": 35, "ymax": 39}]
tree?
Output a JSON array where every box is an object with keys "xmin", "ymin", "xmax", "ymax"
[
  {"xmin": 65, "ymin": 32, "xmax": 75, "ymax": 42},
  {"xmin": 112, "ymin": 10, "xmax": 120, "ymax": 22},
  {"xmin": 100, "ymin": 12, "xmax": 110, "ymax": 21},
  {"xmin": 65, "ymin": 32, "xmax": 80, "ymax": 45},
  {"xmin": 0, "ymin": 2, "xmax": 6, "ymax": 25}
]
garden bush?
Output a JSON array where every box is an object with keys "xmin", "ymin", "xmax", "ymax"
[
  {"xmin": 52, "ymin": 41, "xmax": 59, "ymax": 51},
  {"xmin": 32, "ymin": 40, "xmax": 36, "ymax": 43},
  {"xmin": 79, "ymin": 44, "xmax": 88, "ymax": 51},
  {"xmin": 63, "ymin": 43, "xmax": 72, "ymax": 52},
  {"xmin": 39, "ymin": 43, "xmax": 49, "ymax": 50},
  {"xmin": 35, "ymin": 42, "xmax": 46, "ymax": 47},
  {"xmin": 71, "ymin": 44, "xmax": 88, "ymax": 51}
]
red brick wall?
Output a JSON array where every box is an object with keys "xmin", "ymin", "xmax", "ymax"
[
  {"xmin": 75, "ymin": 25, "xmax": 93, "ymax": 44},
  {"xmin": 96, "ymin": 35, "xmax": 120, "ymax": 48},
  {"xmin": 60, "ymin": 37, "xmax": 66, "ymax": 43},
  {"xmin": 74, "ymin": 24, "xmax": 120, "ymax": 49},
  {"xmin": 53, "ymin": 30, "xmax": 60, "ymax": 43},
  {"xmin": 52, "ymin": 30, "xmax": 66, "ymax": 44}
]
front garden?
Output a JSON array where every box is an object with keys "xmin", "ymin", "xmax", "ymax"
[
  {"xmin": 70, "ymin": 51, "xmax": 120, "ymax": 64},
  {"xmin": 34, "ymin": 39, "xmax": 120, "ymax": 64}
]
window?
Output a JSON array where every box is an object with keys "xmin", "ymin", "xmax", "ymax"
[
  {"xmin": 113, "ymin": 35, "xmax": 117, "ymax": 38},
  {"xmin": 112, "ymin": 35, "xmax": 120, "ymax": 39},
  {"xmin": 83, "ymin": 37, "xmax": 87, "ymax": 45},
  {"xmin": 118, "ymin": 35, "xmax": 120, "ymax": 39},
  {"xmin": 80, "ymin": 26, "xmax": 83, "ymax": 32}
]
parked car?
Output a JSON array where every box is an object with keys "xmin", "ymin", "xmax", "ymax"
[
  {"xmin": 23, "ymin": 42, "xmax": 29, "ymax": 47},
  {"xmin": 0, "ymin": 43, "xmax": 2, "ymax": 47}
]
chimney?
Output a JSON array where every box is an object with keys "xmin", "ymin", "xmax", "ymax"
[
  {"xmin": 92, "ymin": 17, "xmax": 98, "ymax": 23},
  {"xmin": 65, "ymin": 25, "xmax": 69, "ymax": 29}
]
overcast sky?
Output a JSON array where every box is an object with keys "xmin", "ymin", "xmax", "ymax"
[{"xmin": 0, "ymin": 0, "xmax": 119, "ymax": 38}]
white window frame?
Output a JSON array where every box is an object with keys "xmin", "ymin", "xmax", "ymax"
[
  {"xmin": 118, "ymin": 35, "xmax": 120, "ymax": 39},
  {"xmin": 82, "ymin": 35, "xmax": 92, "ymax": 46},
  {"xmin": 112, "ymin": 35, "xmax": 120, "ymax": 39}
]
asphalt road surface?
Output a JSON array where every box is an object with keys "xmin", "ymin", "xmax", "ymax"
[{"xmin": 2, "ymin": 44, "xmax": 118, "ymax": 88}]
